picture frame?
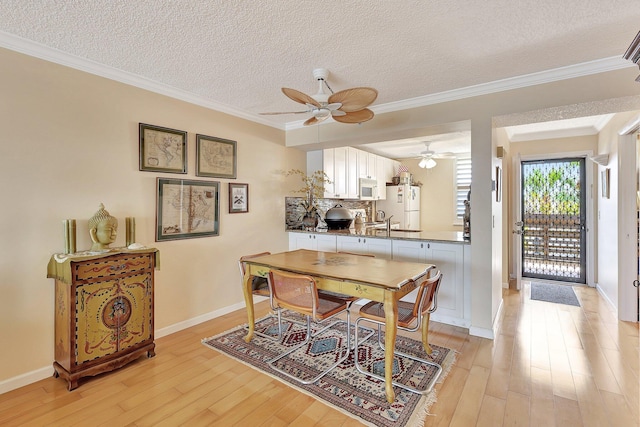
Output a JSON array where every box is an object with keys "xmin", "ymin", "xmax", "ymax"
[
  {"xmin": 139, "ymin": 123, "xmax": 187, "ymax": 174},
  {"xmin": 229, "ymin": 183, "xmax": 249, "ymax": 213},
  {"xmin": 196, "ymin": 134, "xmax": 237, "ymax": 179},
  {"xmin": 601, "ymin": 168, "xmax": 610, "ymax": 199},
  {"xmin": 156, "ymin": 178, "xmax": 219, "ymax": 241},
  {"xmin": 495, "ymin": 166, "xmax": 502, "ymax": 202}
]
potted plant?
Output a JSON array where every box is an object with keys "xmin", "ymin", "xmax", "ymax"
[{"xmin": 286, "ymin": 169, "xmax": 331, "ymax": 229}]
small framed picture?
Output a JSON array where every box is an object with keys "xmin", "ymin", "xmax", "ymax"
[
  {"xmin": 139, "ymin": 123, "xmax": 187, "ymax": 174},
  {"xmin": 156, "ymin": 178, "xmax": 220, "ymax": 241},
  {"xmin": 229, "ymin": 183, "xmax": 249, "ymax": 213},
  {"xmin": 196, "ymin": 134, "xmax": 237, "ymax": 179}
]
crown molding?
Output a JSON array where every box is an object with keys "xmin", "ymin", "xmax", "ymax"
[
  {"xmin": 0, "ymin": 31, "xmax": 286, "ymax": 130},
  {"xmin": 1, "ymin": 30, "xmax": 631, "ymax": 132}
]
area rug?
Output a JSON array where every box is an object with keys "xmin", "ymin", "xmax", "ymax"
[
  {"xmin": 530, "ymin": 282, "xmax": 580, "ymax": 306},
  {"xmin": 202, "ymin": 314, "xmax": 456, "ymax": 427}
]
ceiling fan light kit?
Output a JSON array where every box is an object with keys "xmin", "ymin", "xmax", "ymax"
[
  {"xmin": 419, "ymin": 157, "xmax": 437, "ymax": 169},
  {"xmin": 262, "ymin": 68, "xmax": 378, "ymax": 126}
]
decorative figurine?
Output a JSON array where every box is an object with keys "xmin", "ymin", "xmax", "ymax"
[{"xmin": 88, "ymin": 203, "xmax": 118, "ymax": 252}]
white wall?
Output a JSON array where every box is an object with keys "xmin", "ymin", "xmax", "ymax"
[
  {"xmin": 0, "ymin": 47, "xmax": 305, "ymax": 388},
  {"xmin": 596, "ymin": 112, "xmax": 639, "ymax": 309},
  {"xmin": 404, "ymin": 157, "xmax": 462, "ymax": 232}
]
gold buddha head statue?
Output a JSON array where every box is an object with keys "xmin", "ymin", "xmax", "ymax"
[{"xmin": 88, "ymin": 203, "xmax": 118, "ymax": 252}]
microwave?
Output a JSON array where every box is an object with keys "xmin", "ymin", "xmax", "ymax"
[{"xmin": 359, "ymin": 178, "xmax": 378, "ymax": 200}]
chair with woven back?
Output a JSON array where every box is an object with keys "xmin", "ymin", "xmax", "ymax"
[
  {"xmin": 353, "ymin": 270, "xmax": 444, "ymax": 394},
  {"xmin": 266, "ymin": 268, "xmax": 352, "ymax": 384},
  {"xmin": 239, "ymin": 252, "xmax": 286, "ymax": 341}
]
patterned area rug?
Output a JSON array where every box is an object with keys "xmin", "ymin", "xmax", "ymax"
[
  {"xmin": 530, "ymin": 282, "xmax": 581, "ymax": 306},
  {"xmin": 202, "ymin": 314, "xmax": 456, "ymax": 427}
]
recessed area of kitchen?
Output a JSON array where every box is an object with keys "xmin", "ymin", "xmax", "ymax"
[{"xmin": 285, "ymin": 123, "xmax": 472, "ymax": 237}]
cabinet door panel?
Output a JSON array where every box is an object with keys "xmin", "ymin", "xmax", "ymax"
[
  {"xmin": 336, "ymin": 236, "xmax": 365, "ymax": 254},
  {"xmin": 363, "ymin": 237, "xmax": 392, "ymax": 259},
  {"xmin": 315, "ymin": 235, "xmax": 337, "ymax": 252},
  {"xmin": 333, "ymin": 147, "xmax": 348, "ymax": 198},
  {"xmin": 75, "ymin": 279, "xmax": 121, "ymax": 364},
  {"xmin": 428, "ymin": 243, "xmax": 464, "ymax": 319}
]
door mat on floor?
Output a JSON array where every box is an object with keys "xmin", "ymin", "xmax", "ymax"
[
  {"xmin": 202, "ymin": 314, "xmax": 456, "ymax": 427},
  {"xmin": 530, "ymin": 282, "xmax": 580, "ymax": 306}
]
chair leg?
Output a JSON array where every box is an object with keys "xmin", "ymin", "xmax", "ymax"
[{"xmin": 354, "ymin": 317, "xmax": 443, "ymax": 394}]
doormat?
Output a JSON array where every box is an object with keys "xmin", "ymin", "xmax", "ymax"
[
  {"xmin": 530, "ymin": 282, "xmax": 580, "ymax": 306},
  {"xmin": 202, "ymin": 314, "xmax": 456, "ymax": 427}
]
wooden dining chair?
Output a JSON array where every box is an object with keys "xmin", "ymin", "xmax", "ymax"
[
  {"xmin": 353, "ymin": 271, "xmax": 444, "ymax": 394},
  {"xmin": 267, "ymin": 269, "xmax": 352, "ymax": 384},
  {"xmin": 239, "ymin": 252, "xmax": 287, "ymax": 341}
]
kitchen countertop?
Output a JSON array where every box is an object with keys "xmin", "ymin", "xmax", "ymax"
[{"xmin": 287, "ymin": 226, "xmax": 469, "ymax": 244}]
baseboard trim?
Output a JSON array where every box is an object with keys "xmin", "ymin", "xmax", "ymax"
[
  {"xmin": 595, "ymin": 283, "xmax": 617, "ymax": 311},
  {"xmin": 0, "ymin": 297, "xmax": 269, "ymax": 394},
  {"xmin": 469, "ymin": 298, "xmax": 504, "ymax": 340}
]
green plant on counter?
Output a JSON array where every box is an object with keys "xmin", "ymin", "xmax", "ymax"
[{"xmin": 286, "ymin": 169, "xmax": 332, "ymax": 220}]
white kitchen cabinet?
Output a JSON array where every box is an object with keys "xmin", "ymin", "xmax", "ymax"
[
  {"xmin": 392, "ymin": 240, "xmax": 467, "ymax": 327},
  {"xmin": 358, "ymin": 150, "xmax": 377, "ymax": 180},
  {"xmin": 336, "ymin": 235, "xmax": 392, "ymax": 259},
  {"xmin": 376, "ymin": 155, "xmax": 387, "ymax": 200},
  {"xmin": 346, "ymin": 147, "xmax": 360, "ymax": 199},
  {"xmin": 288, "ymin": 233, "xmax": 337, "ymax": 252},
  {"xmin": 332, "ymin": 147, "xmax": 348, "ymax": 198},
  {"xmin": 307, "ymin": 148, "xmax": 356, "ymax": 199}
]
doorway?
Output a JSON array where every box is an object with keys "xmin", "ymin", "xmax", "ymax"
[{"xmin": 519, "ymin": 158, "xmax": 586, "ymax": 284}]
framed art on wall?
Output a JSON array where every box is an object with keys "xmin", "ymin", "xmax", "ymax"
[
  {"xmin": 196, "ymin": 134, "xmax": 237, "ymax": 179},
  {"xmin": 156, "ymin": 178, "xmax": 219, "ymax": 241},
  {"xmin": 229, "ymin": 183, "xmax": 249, "ymax": 213},
  {"xmin": 139, "ymin": 123, "xmax": 187, "ymax": 174}
]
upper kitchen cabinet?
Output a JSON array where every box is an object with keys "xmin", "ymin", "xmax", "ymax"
[
  {"xmin": 307, "ymin": 148, "xmax": 358, "ymax": 199},
  {"xmin": 307, "ymin": 148, "xmax": 395, "ymax": 200},
  {"xmin": 357, "ymin": 150, "xmax": 377, "ymax": 180}
]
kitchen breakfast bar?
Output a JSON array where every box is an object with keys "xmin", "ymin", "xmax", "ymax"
[{"xmin": 240, "ymin": 249, "xmax": 435, "ymax": 403}]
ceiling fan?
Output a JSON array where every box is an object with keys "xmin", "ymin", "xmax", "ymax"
[
  {"xmin": 260, "ymin": 68, "xmax": 378, "ymax": 126},
  {"xmin": 415, "ymin": 142, "xmax": 454, "ymax": 169}
]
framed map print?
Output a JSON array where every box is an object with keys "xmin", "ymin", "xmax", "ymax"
[
  {"xmin": 156, "ymin": 178, "xmax": 219, "ymax": 241},
  {"xmin": 196, "ymin": 134, "xmax": 237, "ymax": 179},
  {"xmin": 139, "ymin": 123, "xmax": 187, "ymax": 174},
  {"xmin": 229, "ymin": 183, "xmax": 249, "ymax": 213}
]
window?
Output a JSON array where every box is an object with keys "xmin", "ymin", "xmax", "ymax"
[{"xmin": 454, "ymin": 157, "xmax": 471, "ymax": 223}]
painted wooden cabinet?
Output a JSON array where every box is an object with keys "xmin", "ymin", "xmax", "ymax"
[
  {"xmin": 392, "ymin": 240, "xmax": 467, "ymax": 327},
  {"xmin": 336, "ymin": 235, "xmax": 392, "ymax": 259},
  {"xmin": 288, "ymin": 232, "xmax": 337, "ymax": 252},
  {"xmin": 47, "ymin": 249, "xmax": 158, "ymax": 390}
]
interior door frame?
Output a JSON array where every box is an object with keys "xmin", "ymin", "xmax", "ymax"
[
  {"xmin": 511, "ymin": 151, "xmax": 595, "ymax": 289},
  {"xmin": 618, "ymin": 115, "xmax": 640, "ymax": 322}
]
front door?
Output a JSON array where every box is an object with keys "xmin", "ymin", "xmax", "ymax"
[{"xmin": 520, "ymin": 158, "xmax": 586, "ymax": 283}]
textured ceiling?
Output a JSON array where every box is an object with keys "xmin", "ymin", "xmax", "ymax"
[{"xmin": 0, "ymin": 1, "xmax": 638, "ymax": 140}]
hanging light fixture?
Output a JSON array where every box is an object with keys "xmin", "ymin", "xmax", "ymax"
[{"xmin": 419, "ymin": 157, "xmax": 437, "ymax": 169}]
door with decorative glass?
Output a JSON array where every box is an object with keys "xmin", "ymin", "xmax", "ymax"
[{"xmin": 519, "ymin": 158, "xmax": 586, "ymax": 283}]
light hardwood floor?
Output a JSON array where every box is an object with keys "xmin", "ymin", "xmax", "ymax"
[{"xmin": 0, "ymin": 284, "xmax": 638, "ymax": 426}]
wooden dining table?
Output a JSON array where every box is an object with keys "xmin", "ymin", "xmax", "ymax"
[{"xmin": 240, "ymin": 249, "xmax": 434, "ymax": 403}]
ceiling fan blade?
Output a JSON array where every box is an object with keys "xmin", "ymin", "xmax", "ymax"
[
  {"xmin": 329, "ymin": 87, "xmax": 378, "ymax": 112},
  {"xmin": 332, "ymin": 108, "xmax": 375, "ymax": 124},
  {"xmin": 303, "ymin": 116, "xmax": 319, "ymax": 126},
  {"xmin": 259, "ymin": 110, "xmax": 310, "ymax": 115},
  {"xmin": 282, "ymin": 88, "xmax": 321, "ymax": 108}
]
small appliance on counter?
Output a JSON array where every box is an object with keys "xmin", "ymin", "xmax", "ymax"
[
  {"xmin": 324, "ymin": 204, "xmax": 353, "ymax": 229},
  {"xmin": 375, "ymin": 210, "xmax": 385, "ymax": 222}
]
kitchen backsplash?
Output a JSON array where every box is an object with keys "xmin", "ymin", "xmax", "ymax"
[{"xmin": 285, "ymin": 197, "xmax": 373, "ymax": 230}]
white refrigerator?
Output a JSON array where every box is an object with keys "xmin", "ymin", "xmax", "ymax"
[{"xmin": 377, "ymin": 185, "xmax": 421, "ymax": 230}]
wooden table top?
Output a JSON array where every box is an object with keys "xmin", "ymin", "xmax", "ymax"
[{"xmin": 246, "ymin": 249, "xmax": 433, "ymax": 290}]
